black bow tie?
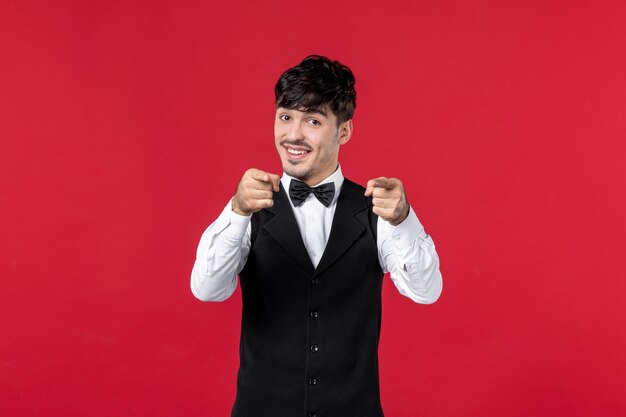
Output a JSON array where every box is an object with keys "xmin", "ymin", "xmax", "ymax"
[{"xmin": 289, "ymin": 180, "xmax": 335, "ymax": 207}]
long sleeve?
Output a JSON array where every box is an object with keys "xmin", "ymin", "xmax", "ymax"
[
  {"xmin": 190, "ymin": 200, "xmax": 252, "ymax": 302},
  {"xmin": 377, "ymin": 206, "xmax": 443, "ymax": 304}
]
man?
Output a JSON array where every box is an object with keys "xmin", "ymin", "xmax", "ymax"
[{"xmin": 191, "ymin": 55, "xmax": 442, "ymax": 417}]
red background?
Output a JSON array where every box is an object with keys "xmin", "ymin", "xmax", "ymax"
[{"xmin": 2, "ymin": 1, "xmax": 625, "ymax": 416}]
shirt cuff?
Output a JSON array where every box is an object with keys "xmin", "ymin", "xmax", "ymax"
[
  {"xmin": 389, "ymin": 206, "xmax": 426, "ymax": 247},
  {"xmin": 212, "ymin": 198, "xmax": 251, "ymax": 240}
]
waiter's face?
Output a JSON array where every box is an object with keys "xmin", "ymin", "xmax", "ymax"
[{"xmin": 274, "ymin": 106, "xmax": 352, "ymax": 186}]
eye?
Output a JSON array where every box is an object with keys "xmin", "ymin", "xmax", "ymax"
[
  {"xmin": 279, "ymin": 114, "xmax": 291, "ymax": 121},
  {"xmin": 307, "ymin": 118, "xmax": 321, "ymax": 126}
]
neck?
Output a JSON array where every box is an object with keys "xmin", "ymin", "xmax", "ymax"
[{"xmin": 301, "ymin": 164, "xmax": 340, "ymax": 186}]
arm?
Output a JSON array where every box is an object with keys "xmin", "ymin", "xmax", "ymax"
[
  {"xmin": 190, "ymin": 200, "xmax": 251, "ymax": 302},
  {"xmin": 365, "ymin": 177, "xmax": 443, "ymax": 304},
  {"xmin": 190, "ymin": 168, "xmax": 281, "ymax": 302},
  {"xmin": 377, "ymin": 207, "xmax": 443, "ymax": 304}
]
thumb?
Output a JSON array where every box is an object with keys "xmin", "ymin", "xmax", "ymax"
[{"xmin": 364, "ymin": 177, "xmax": 386, "ymax": 196}]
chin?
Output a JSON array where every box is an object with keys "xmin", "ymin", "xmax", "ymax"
[{"xmin": 283, "ymin": 165, "xmax": 311, "ymax": 181}]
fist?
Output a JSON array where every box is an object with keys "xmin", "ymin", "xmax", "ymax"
[
  {"xmin": 232, "ymin": 168, "xmax": 281, "ymax": 216},
  {"xmin": 364, "ymin": 177, "xmax": 410, "ymax": 226}
]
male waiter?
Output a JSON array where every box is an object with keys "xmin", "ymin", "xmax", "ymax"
[{"xmin": 191, "ymin": 55, "xmax": 442, "ymax": 417}]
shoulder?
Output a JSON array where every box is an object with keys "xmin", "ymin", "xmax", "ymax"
[
  {"xmin": 341, "ymin": 177, "xmax": 366, "ymax": 194},
  {"xmin": 340, "ymin": 178, "xmax": 375, "ymax": 214},
  {"xmin": 341, "ymin": 178, "xmax": 379, "ymax": 240}
]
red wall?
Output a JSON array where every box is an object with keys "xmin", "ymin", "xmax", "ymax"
[{"xmin": 2, "ymin": 1, "xmax": 625, "ymax": 416}]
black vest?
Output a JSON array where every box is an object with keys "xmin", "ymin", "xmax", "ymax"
[{"xmin": 232, "ymin": 179, "xmax": 385, "ymax": 417}]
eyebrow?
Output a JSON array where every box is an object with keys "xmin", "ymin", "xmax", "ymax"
[
  {"xmin": 303, "ymin": 107, "xmax": 327, "ymax": 117},
  {"xmin": 279, "ymin": 106, "xmax": 328, "ymax": 118}
]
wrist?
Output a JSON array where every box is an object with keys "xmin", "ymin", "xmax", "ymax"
[
  {"xmin": 390, "ymin": 202, "xmax": 410, "ymax": 226},
  {"xmin": 232, "ymin": 198, "xmax": 252, "ymax": 216}
]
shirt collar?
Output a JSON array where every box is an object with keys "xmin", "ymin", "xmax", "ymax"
[{"xmin": 281, "ymin": 165, "xmax": 345, "ymax": 206}]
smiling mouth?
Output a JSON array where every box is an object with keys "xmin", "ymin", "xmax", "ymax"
[{"xmin": 284, "ymin": 144, "xmax": 311, "ymax": 159}]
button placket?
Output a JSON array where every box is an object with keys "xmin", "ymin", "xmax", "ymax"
[{"xmin": 307, "ymin": 273, "xmax": 321, "ymax": 412}]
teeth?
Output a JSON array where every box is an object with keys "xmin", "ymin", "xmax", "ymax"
[{"xmin": 287, "ymin": 148, "xmax": 306, "ymax": 155}]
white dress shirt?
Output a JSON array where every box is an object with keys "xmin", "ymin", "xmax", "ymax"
[{"xmin": 191, "ymin": 166, "xmax": 442, "ymax": 304}]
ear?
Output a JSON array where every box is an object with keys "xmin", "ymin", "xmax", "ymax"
[{"xmin": 338, "ymin": 119, "xmax": 353, "ymax": 145}]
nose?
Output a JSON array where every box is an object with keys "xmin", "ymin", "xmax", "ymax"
[{"xmin": 286, "ymin": 121, "xmax": 305, "ymax": 142}]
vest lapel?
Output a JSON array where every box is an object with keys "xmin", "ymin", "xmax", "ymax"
[
  {"xmin": 314, "ymin": 179, "xmax": 367, "ymax": 276},
  {"xmin": 262, "ymin": 184, "xmax": 315, "ymax": 273},
  {"xmin": 262, "ymin": 179, "xmax": 369, "ymax": 276}
]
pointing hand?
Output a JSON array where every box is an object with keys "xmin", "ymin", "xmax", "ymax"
[
  {"xmin": 364, "ymin": 177, "xmax": 410, "ymax": 226},
  {"xmin": 232, "ymin": 169, "xmax": 281, "ymax": 216}
]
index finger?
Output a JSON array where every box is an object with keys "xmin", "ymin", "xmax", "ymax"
[
  {"xmin": 373, "ymin": 177, "xmax": 398, "ymax": 189},
  {"xmin": 267, "ymin": 173, "xmax": 281, "ymax": 192},
  {"xmin": 251, "ymin": 170, "xmax": 281, "ymax": 192}
]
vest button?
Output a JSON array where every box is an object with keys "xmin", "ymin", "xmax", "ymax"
[
  {"xmin": 308, "ymin": 413, "xmax": 317, "ymax": 417},
  {"xmin": 309, "ymin": 377, "xmax": 318, "ymax": 385},
  {"xmin": 311, "ymin": 277, "xmax": 320, "ymax": 285},
  {"xmin": 310, "ymin": 344, "xmax": 319, "ymax": 353},
  {"xmin": 309, "ymin": 310, "xmax": 319, "ymax": 319}
]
